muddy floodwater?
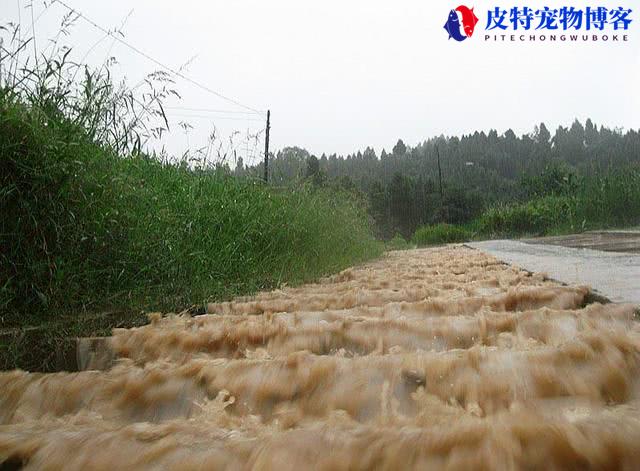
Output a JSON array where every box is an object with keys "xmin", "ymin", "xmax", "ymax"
[{"xmin": 2, "ymin": 246, "xmax": 640, "ymax": 469}]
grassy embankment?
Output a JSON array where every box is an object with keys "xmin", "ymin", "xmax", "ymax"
[{"xmin": 0, "ymin": 37, "xmax": 382, "ymax": 369}]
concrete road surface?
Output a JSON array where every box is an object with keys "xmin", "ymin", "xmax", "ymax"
[
  {"xmin": 468, "ymin": 240, "xmax": 640, "ymax": 305},
  {"xmin": 521, "ymin": 230, "xmax": 640, "ymax": 253}
]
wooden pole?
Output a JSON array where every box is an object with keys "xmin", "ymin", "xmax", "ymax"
[
  {"xmin": 264, "ymin": 110, "xmax": 271, "ymax": 183},
  {"xmin": 436, "ymin": 144, "xmax": 443, "ymax": 203}
]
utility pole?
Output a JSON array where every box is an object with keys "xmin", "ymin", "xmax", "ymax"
[
  {"xmin": 436, "ymin": 144, "xmax": 444, "ymax": 203},
  {"xmin": 264, "ymin": 110, "xmax": 271, "ymax": 183}
]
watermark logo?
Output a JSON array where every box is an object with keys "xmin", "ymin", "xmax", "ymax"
[
  {"xmin": 444, "ymin": 6, "xmax": 633, "ymax": 42},
  {"xmin": 486, "ymin": 7, "xmax": 632, "ymax": 31},
  {"xmin": 444, "ymin": 6, "xmax": 480, "ymax": 42}
]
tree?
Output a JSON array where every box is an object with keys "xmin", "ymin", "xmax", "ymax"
[
  {"xmin": 389, "ymin": 173, "xmax": 416, "ymax": 237},
  {"xmin": 535, "ymin": 122, "xmax": 551, "ymax": 146},
  {"xmin": 392, "ymin": 139, "xmax": 407, "ymax": 156},
  {"xmin": 368, "ymin": 180, "xmax": 391, "ymax": 238},
  {"xmin": 585, "ymin": 119, "xmax": 599, "ymax": 147},
  {"xmin": 305, "ymin": 155, "xmax": 325, "ymax": 185},
  {"xmin": 363, "ymin": 147, "xmax": 377, "ymax": 161},
  {"xmin": 235, "ymin": 156, "xmax": 244, "ymax": 176},
  {"xmin": 569, "ymin": 119, "xmax": 585, "ymax": 146},
  {"xmin": 521, "ymin": 163, "xmax": 578, "ymax": 198}
]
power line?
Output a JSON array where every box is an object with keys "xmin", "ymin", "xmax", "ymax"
[
  {"xmin": 165, "ymin": 106, "xmax": 260, "ymax": 115},
  {"xmin": 170, "ymin": 114, "xmax": 265, "ymax": 123},
  {"xmin": 52, "ymin": 0, "xmax": 265, "ymax": 116}
]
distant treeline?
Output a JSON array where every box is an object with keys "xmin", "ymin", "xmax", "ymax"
[{"xmin": 240, "ymin": 120, "xmax": 640, "ymax": 238}]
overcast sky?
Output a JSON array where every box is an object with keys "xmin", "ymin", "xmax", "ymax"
[{"xmin": 3, "ymin": 0, "xmax": 639, "ymax": 163}]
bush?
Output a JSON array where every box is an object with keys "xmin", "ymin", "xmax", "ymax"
[
  {"xmin": 575, "ymin": 168, "xmax": 640, "ymax": 229},
  {"xmin": 386, "ymin": 234, "xmax": 412, "ymax": 251},
  {"xmin": 520, "ymin": 163, "xmax": 579, "ymax": 198},
  {"xmin": 476, "ymin": 196, "xmax": 575, "ymax": 237},
  {"xmin": 412, "ymin": 224, "xmax": 472, "ymax": 246},
  {"xmin": 476, "ymin": 170, "xmax": 640, "ymax": 239}
]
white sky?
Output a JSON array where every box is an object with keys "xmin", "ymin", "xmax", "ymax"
[{"xmin": 3, "ymin": 0, "xmax": 639, "ymax": 163}]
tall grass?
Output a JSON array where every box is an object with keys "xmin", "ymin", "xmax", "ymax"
[
  {"xmin": 412, "ymin": 223, "xmax": 472, "ymax": 247},
  {"xmin": 477, "ymin": 196, "xmax": 577, "ymax": 237},
  {"xmin": 477, "ymin": 168, "xmax": 640, "ymax": 237},
  {"xmin": 409, "ymin": 166, "xmax": 640, "ymax": 245},
  {"xmin": 0, "ymin": 20, "xmax": 382, "ymax": 326}
]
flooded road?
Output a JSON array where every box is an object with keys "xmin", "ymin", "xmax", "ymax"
[{"xmin": 2, "ymin": 246, "xmax": 640, "ymax": 469}]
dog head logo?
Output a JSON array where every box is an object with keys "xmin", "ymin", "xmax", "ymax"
[{"xmin": 444, "ymin": 6, "xmax": 479, "ymax": 42}]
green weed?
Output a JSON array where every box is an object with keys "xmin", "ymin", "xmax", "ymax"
[
  {"xmin": 0, "ymin": 19, "xmax": 382, "ymax": 330},
  {"xmin": 412, "ymin": 224, "xmax": 472, "ymax": 247}
]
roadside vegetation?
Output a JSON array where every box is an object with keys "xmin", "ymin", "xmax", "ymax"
[
  {"xmin": 246, "ymin": 121, "xmax": 640, "ymax": 246},
  {"xmin": 0, "ymin": 22, "xmax": 381, "ymax": 368},
  {"xmin": 0, "ymin": 108, "xmax": 380, "ymax": 324},
  {"xmin": 412, "ymin": 224, "xmax": 472, "ymax": 246},
  {"xmin": 410, "ymin": 166, "xmax": 640, "ymax": 246}
]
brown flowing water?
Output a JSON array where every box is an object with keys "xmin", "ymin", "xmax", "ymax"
[{"xmin": 2, "ymin": 246, "xmax": 640, "ymax": 470}]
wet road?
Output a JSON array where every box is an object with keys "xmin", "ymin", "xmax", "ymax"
[
  {"xmin": 522, "ymin": 230, "xmax": 640, "ymax": 254},
  {"xmin": 468, "ymin": 239, "xmax": 640, "ymax": 305}
]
